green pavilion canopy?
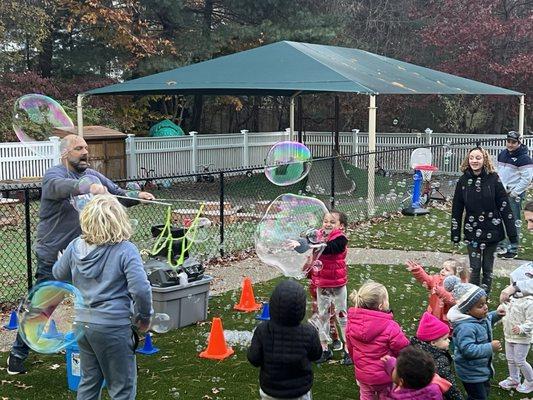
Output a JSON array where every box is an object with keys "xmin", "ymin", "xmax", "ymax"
[{"xmin": 85, "ymin": 41, "xmax": 522, "ymax": 97}]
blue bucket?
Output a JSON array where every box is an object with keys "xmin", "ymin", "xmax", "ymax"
[{"xmin": 65, "ymin": 332, "xmax": 81, "ymax": 391}]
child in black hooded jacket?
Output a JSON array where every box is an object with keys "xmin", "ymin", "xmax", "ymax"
[{"xmin": 247, "ymin": 280, "xmax": 322, "ymax": 399}]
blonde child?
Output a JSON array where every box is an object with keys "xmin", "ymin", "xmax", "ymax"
[
  {"xmin": 312, "ymin": 210, "xmax": 350, "ymax": 364},
  {"xmin": 497, "ymin": 264, "xmax": 533, "ymax": 393},
  {"xmin": 53, "ymin": 194, "xmax": 153, "ymax": 400},
  {"xmin": 345, "ymin": 282, "xmax": 410, "ymax": 399},
  {"xmin": 406, "ymin": 258, "xmax": 468, "ymax": 325},
  {"xmin": 445, "ymin": 276, "xmax": 504, "ymax": 400}
]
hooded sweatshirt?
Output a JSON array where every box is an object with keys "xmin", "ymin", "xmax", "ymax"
[
  {"xmin": 52, "ymin": 237, "xmax": 152, "ymax": 326},
  {"xmin": 247, "ymin": 280, "xmax": 322, "ymax": 398},
  {"xmin": 446, "ymin": 306, "xmax": 501, "ymax": 383},
  {"xmin": 36, "ymin": 164, "xmax": 138, "ymax": 265},
  {"xmin": 345, "ymin": 307, "xmax": 410, "ymax": 385},
  {"xmin": 497, "ymin": 144, "xmax": 533, "ymax": 197}
]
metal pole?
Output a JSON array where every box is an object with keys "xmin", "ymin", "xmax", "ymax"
[
  {"xmin": 330, "ymin": 154, "xmax": 335, "ymax": 209},
  {"xmin": 24, "ymin": 188, "xmax": 33, "ymax": 290},
  {"xmin": 519, "ymin": 95, "xmax": 525, "ymax": 136},
  {"xmin": 76, "ymin": 94, "xmax": 85, "ymax": 137},
  {"xmin": 219, "ymin": 170, "xmax": 225, "ymax": 257},
  {"xmin": 334, "ymin": 96, "xmax": 340, "ymax": 153},
  {"xmin": 368, "ymin": 95, "xmax": 377, "ymax": 216},
  {"xmin": 289, "ymin": 91, "xmax": 302, "ymax": 140}
]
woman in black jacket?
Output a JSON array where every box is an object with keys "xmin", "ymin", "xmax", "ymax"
[
  {"xmin": 451, "ymin": 146, "xmax": 518, "ymax": 294},
  {"xmin": 247, "ymin": 280, "xmax": 322, "ymax": 399}
]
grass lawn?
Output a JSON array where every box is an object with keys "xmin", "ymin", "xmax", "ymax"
[
  {"xmin": 349, "ymin": 208, "xmax": 533, "ymax": 261},
  {"xmin": 0, "ymin": 263, "xmax": 524, "ymax": 400}
]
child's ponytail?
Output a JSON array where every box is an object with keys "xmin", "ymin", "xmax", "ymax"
[{"xmin": 349, "ymin": 281, "xmax": 388, "ymax": 311}]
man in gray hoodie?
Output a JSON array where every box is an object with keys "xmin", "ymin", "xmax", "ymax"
[{"xmin": 7, "ymin": 134, "xmax": 155, "ymax": 375}]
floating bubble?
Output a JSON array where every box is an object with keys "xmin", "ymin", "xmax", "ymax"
[
  {"xmin": 12, "ymin": 94, "xmax": 74, "ymax": 157},
  {"xmin": 70, "ymin": 175, "xmax": 102, "ymax": 212},
  {"xmin": 264, "ymin": 141, "xmax": 311, "ymax": 186},
  {"xmin": 185, "ymin": 217, "xmax": 213, "ymax": 243},
  {"xmin": 126, "ymin": 182, "xmax": 142, "ymax": 191},
  {"xmin": 515, "ymin": 220, "xmax": 523, "ymax": 228},
  {"xmin": 255, "ymin": 194, "xmax": 328, "ymax": 278},
  {"xmin": 18, "ymin": 281, "xmax": 84, "ymax": 354},
  {"xmin": 150, "ymin": 313, "xmax": 172, "ymax": 333}
]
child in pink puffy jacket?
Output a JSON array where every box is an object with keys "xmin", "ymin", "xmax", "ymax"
[
  {"xmin": 345, "ymin": 281, "xmax": 410, "ymax": 400},
  {"xmin": 405, "ymin": 258, "xmax": 469, "ymax": 326}
]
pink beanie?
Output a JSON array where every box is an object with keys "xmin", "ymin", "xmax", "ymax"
[{"xmin": 416, "ymin": 312, "xmax": 450, "ymax": 342}]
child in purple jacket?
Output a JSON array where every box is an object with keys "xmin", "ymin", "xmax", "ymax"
[{"xmin": 382, "ymin": 346, "xmax": 451, "ymax": 399}]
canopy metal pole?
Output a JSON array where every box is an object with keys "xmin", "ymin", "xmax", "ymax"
[
  {"xmin": 519, "ymin": 95, "xmax": 525, "ymax": 136},
  {"xmin": 77, "ymin": 94, "xmax": 85, "ymax": 137},
  {"xmin": 289, "ymin": 91, "xmax": 302, "ymax": 140},
  {"xmin": 368, "ymin": 95, "xmax": 377, "ymax": 216}
]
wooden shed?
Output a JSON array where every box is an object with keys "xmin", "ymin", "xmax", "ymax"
[{"xmin": 53, "ymin": 126, "xmax": 127, "ymax": 179}]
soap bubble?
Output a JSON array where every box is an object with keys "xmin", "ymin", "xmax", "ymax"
[
  {"xmin": 150, "ymin": 313, "xmax": 172, "ymax": 333},
  {"xmin": 255, "ymin": 194, "xmax": 328, "ymax": 278},
  {"xmin": 12, "ymin": 94, "xmax": 74, "ymax": 157},
  {"xmin": 185, "ymin": 217, "xmax": 213, "ymax": 243},
  {"xmin": 70, "ymin": 175, "xmax": 101, "ymax": 212},
  {"xmin": 515, "ymin": 220, "xmax": 523, "ymax": 228},
  {"xmin": 264, "ymin": 141, "xmax": 312, "ymax": 186},
  {"xmin": 18, "ymin": 281, "xmax": 84, "ymax": 354}
]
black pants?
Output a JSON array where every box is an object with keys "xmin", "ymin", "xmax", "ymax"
[
  {"xmin": 10, "ymin": 258, "xmax": 54, "ymax": 360},
  {"xmin": 467, "ymin": 243, "xmax": 497, "ymax": 294},
  {"xmin": 462, "ymin": 380, "xmax": 490, "ymax": 400}
]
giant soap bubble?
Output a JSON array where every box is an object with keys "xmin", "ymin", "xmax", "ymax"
[
  {"xmin": 12, "ymin": 94, "xmax": 74, "ymax": 157},
  {"xmin": 264, "ymin": 141, "xmax": 312, "ymax": 186},
  {"xmin": 18, "ymin": 281, "xmax": 84, "ymax": 354},
  {"xmin": 255, "ymin": 194, "xmax": 328, "ymax": 278}
]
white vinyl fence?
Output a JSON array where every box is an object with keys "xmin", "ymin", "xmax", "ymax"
[{"xmin": 1, "ymin": 131, "xmax": 531, "ymax": 181}]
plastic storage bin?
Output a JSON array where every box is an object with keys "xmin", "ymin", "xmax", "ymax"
[{"xmin": 151, "ymin": 275, "xmax": 213, "ymax": 329}]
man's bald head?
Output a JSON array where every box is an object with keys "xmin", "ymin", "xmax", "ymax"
[{"xmin": 60, "ymin": 134, "xmax": 89, "ymax": 172}]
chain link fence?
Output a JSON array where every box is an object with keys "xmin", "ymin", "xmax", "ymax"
[{"xmin": 0, "ymin": 137, "xmax": 506, "ymax": 307}]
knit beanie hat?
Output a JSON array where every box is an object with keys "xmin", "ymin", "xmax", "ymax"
[
  {"xmin": 444, "ymin": 276, "xmax": 486, "ymax": 314},
  {"xmin": 416, "ymin": 312, "xmax": 450, "ymax": 342}
]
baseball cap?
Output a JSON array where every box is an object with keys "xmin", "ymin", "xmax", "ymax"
[{"xmin": 507, "ymin": 131, "xmax": 521, "ymax": 142}]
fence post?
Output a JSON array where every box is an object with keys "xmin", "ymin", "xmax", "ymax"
[
  {"xmin": 219, "ymin": 170, "xmax": 225, "ymax": 257},
  {"xmin": 352, "ymin": 129, "xmax": 360, "ymax": 167},
  {"xmin": 425, "ymin": 128, "xmax": 433, "ymax": 146},
  {"xmin": 126, "ymin": 134, "xmax": 137, "ymax": 178},
  {"xmin": 285, "ymin": 128, "xmax": 291, "ymax": 141},
  {"xmin": 189, "ymin": 131, "xmax": 198, "ymax": 172},
  {"xmin": 49, "ymin": 136, "xmax": 61, "ymax": 164},
  {"xmin": 24, "ymin": 188, "xmax": 33, "ymax": 290},
  {"xmin": 241, "ymin": 129, "xmax": 249, "ymax": 167}
]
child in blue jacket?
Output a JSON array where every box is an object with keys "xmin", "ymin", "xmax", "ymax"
[
  {"xmin": 444, "ymin": 276, "xmax": 504, "ymax": 400},
  {"xmin": 53, "ymin": 194, "xmax": 153, "ymax": 400}
]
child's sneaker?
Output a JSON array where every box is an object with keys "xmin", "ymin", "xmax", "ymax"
[
  {"xmin": 498, "ymin": 377, "xmax": 519, "ymax": 390},
  {"xmin": 332, "ymin": 339, "xmax": 343, "ymax": 351},
  {"xmin": 315, "ymin": 349, "xmax": 333, "ymax": 364},
  {"xmin": 7, "ymin": 355, "xmax": 26, "ymax": 375},
  {"xmin": 516, "ymin": 381, "xmax": 533, "ymax": 394},
  {"xmin": 342, "ymin": 351, "xmax": 353, "ymax": 365}
]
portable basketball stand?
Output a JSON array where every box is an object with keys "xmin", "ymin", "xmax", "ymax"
[{"xmin": 401, "ymin": 164, "xmax": 438, "ymax": 216}]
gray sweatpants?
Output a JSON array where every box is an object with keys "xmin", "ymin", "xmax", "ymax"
[{"xmin": 77, "ymin": 323, "xmax": 137, "ymax": 400}]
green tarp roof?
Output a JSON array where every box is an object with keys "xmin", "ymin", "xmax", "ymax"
[{"xmin": 86, "ymin": 41, "xmax": 522, "ymax": 97}]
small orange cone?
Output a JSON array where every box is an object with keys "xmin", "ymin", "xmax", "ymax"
[
  {"xmin": 234, "ymin": 277, "xmax": 262, "ymax": 312},
  {"xmin": 199, "ymin": 317, "xmax": 234, "ymax": 360}
]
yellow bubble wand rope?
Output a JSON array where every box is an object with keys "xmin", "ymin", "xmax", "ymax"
[{"xmin": 150, "ymin": 205, "xmax": 205, "ymax": 269}]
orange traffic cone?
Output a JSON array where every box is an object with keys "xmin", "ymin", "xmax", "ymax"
[
  {"xmin": 199, "ymin": 317, "xmax": 234, "ymax": 360},
  {"xmin": 234, "ymin": 277, "xmax": 262, "ymax": 312}
]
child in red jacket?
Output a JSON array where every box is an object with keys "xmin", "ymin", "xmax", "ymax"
[
  {"xmin": 313, "ymin": 210, "xmax": 350, "ymax": 365},
  {"xmin": 406, "ymin": 258, "xmax": 468, "ymax": 326}
]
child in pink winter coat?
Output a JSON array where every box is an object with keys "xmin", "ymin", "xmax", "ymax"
[
  {"xmin": 345, "ymin": 281, "xmax": 410, "ymax": 399},
  {"xmin": 406, "ymin": 259, "xmax": 468, "ymax": 325}
]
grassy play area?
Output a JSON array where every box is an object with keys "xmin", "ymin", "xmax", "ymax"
[{"xmin": 0, "ymin": 261, "xmax": 527, "ymax": 399}]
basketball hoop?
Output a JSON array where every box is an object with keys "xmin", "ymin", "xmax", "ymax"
[{"xmin": 414, "ymin": 164, "xmax": 438, "ymax": 182}]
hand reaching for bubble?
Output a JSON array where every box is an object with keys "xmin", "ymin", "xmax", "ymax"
[
  {"xmin": 89, "ymin": 183, "xmax": 108, "ymax": 195},
  {"xmin": 405, "ymin": 260, "xmax": 421, "ymax": 272}
]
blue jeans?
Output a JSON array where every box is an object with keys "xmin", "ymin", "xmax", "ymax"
[
  {"xmin": 462, "ymin": 380, "xmax": 490, "ymax": 400},
  {"xmin": 499, "ymin": 193, "xmax": 524, "ymax": 252},
  {"xmin": 77, "ymin": 324, "xmax": 137, "ymax": 400},
  {"xmin": 10, "ymin": 258, "xmax": 55, "ymax": 360}
]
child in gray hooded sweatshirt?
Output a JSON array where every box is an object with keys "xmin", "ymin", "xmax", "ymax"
[{"xmin": 53, "ymin": 194, "xmax": 152, "ymax": 400}]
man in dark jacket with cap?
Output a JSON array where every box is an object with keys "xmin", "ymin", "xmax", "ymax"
[
  {"xmin": 248, "ymin": 280, "xmax": 322, "ymax": 399},
  {"xmin": 497, "ymin": 131, "xmax": 533, "ymax": 258}
]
